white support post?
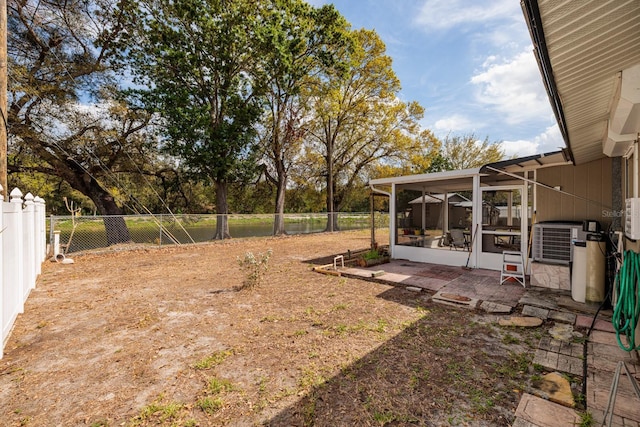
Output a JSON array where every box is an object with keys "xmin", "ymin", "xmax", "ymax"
[
  {"xmin": 421, "ymin": 187, "xmax": 426, "ymax": 231},
  {"xmin": 389, "ymin": 183, "xmax": 396, "ymax": 257},
  {"xmin": 443, "ymin": 192, "xmax": 449, "ymax": 235},
  {"xmin": 472, "ymin": 175, "xmax": 481, "ymax": 268}
]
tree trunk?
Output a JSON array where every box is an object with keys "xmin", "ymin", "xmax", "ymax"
[
  {"xmin": 70, "ymin": 172, "xmax": 132, "ymax": 246},
  {"xmin": 325, "ymin": 142, "xmax": 335, "ymax": 232},
  {"xmin": 213, "ymin": 180, "xmax": 231, "ymax": 240},
  {"xmin": 273, "ymin": 173, "xmax": 287, "ymax": 236}
]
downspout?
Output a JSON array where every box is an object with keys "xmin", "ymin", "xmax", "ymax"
[{"xmin": 634, "ymin": 140, "xmax": 638, "ymax": 198}]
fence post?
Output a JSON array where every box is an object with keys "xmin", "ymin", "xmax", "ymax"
[
  {"xmin": 0, "ymin": 185, "xmax": 3, "ymax": 359},
  {"xmin": 34, "ymin": 196, "xmax": 45, "ymax": 265},
  {"xmin": 9, "ymin": 188, "xmax": 24, "ymax": 314},
  {"xmin": 159, "ymin": 214, "xmax": 163, "ymax": 246},
  {"xmin": 23, "ymin": 193, "xmax": 35, "ymax": 294}
]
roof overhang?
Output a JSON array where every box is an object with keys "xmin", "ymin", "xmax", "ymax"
[
  {"xmin": 369, "ymin": 150, "xmax": 571, "ymax": 193},
  {"xmin": 369, "ymin": 168, "xmax": 482, "ymax": 193},
  {"xmin": 521, "ymin": 0, "xmax": 640, "ymax": 165}
]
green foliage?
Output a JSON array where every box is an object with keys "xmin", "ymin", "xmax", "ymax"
[
  {"xmin": 303, "ymin": 28, "xmax": 427, "ymax": 229},
  {"xmin": 362, "ymin": 249, "xmax": 381, "ymax": 260},
  {"xmin": 122, "ymin": 0, "xmax": 270, "ymax": 236},
  {"xmin": 258, "ymin": 1, "xmax": 351, "ymax": 233},
  {"xmin": 442, "ymin": 133, "xmax": 505, "ymax": 170},
  {"xmin": 8, "ymin": 0, "xmax": 154, "ymax": 223},
  {"xmin": 237, "ymin": 249, "xmax": 273, "ymax": 289}
]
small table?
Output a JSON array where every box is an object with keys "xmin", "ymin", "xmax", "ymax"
[{"xmin": 408, "ymin": 235, "xmax": 429, "ymax": 246}]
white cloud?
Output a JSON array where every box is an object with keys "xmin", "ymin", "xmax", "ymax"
[
  {"xmin": 432, "ymin": 114, "xmax": 475, "ymax": 133},
  {"xmin": 414, "ymin": 0, "xmax": 520, "ymax": 30},
  {"xmin": 532, "ymin": 124, "xmax": 565, "ymax": 153},
  {"xmin": 470, "ymin": 49, "xmax": 551, "ymax": 124},
  {"xmin": 499, "ymin": 139, "xmax": 539, "ymax": 158},
  {"xmin": 500, "ymin": 124, "xmax": 565, "ymax": 157}
]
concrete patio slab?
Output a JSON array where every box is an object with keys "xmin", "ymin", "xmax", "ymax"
[{"xmin": 339, "ymin": 259, "xmax": 525, "ymax": 307}]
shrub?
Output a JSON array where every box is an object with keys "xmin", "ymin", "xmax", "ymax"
[{"xmin": 237, "ymin": 249, "xmax": 272, "ymax": 290}]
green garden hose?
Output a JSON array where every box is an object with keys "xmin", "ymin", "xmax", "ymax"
[{"xmin": 613, "ymin": 250, "xmax": 640, "ymax": 351}]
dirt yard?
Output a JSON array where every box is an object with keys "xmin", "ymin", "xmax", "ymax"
[{"xmin": 0, "ymin": 230, "xmax": 545, "ymax": 426}]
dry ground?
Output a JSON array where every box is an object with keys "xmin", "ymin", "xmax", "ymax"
[{"xmin": 0, "ymin": 230, "xmax": 545, "ymax": 426}]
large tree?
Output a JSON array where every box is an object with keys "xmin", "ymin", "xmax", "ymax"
[
  {"xmin": 259, "ymin": 1, "xmax": 350, "ymax": 235},
  {"xmin": 7, "ymin": 0, "xmax": 152, "ymax": 244},
  {"xmin": 441, "ymin": 133, "xmax": 505, "ymax": 169},
  {"xmin": 122, "ymin": 0, "xmax": 268, "ymax": 239},
  {"xmin": 306, "ymin": 29, "xmax": 426, "ymax": 231}
]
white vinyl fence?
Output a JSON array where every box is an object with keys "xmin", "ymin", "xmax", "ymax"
[{"xmin": 1, "ymin": 187, "xmax": 47, "ymax": 359}]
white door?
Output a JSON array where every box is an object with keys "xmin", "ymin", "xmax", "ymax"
[{"xmin": 477, "ymin": 185, "xmax": 527, "ymax": 271}]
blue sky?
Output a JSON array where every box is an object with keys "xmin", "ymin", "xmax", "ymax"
[{"xmin": 308, "ymin": 0, "xmax": 565, "ymax": 158}]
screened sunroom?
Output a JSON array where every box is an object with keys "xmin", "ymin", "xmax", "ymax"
[{"xmin": 369, "ymin": 151, "xmax": 571, "ymax": 271}]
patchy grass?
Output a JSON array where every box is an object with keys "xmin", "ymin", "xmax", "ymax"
[{"xmin": 0, "ymin": 229, "xmax": 549, "ymax": 426}]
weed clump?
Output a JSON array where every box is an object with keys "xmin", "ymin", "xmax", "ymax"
[{"xmin": 237, "ymin": 249, "xmax": 272, "ymax": 290}]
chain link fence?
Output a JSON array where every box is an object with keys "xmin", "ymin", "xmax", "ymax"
[{"xmin": 48, "ymin": 212, "xmax": 390, "ymax": 254}]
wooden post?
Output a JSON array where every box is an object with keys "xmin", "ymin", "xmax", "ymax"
[
  {"xmin": 0, "ymin": 0, "xmax": 7, "ymax": 197},
  {"xmin": 370, "ymin": 192, "xmax": 375, "ymax": 249}
]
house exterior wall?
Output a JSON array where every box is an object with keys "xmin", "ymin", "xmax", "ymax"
[{"xmin": 535, "ymin": 157, "xmax": 613, "ymax": 228}]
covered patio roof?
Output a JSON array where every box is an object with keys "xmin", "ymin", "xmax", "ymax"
[{"xmin": 369, "ymin": 150, "xmax": 571, "ymax": 192}]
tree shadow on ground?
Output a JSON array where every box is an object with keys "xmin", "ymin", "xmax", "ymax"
[{"xmin": 264, "ymin": 300, "xmax": 526, "ymax": 427}]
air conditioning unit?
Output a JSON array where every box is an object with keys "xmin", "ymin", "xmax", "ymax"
[
  {"xmin": 532, "ymin": 223, "xmax": 582, "ymax": 265},
  {"xmin": 625, "ymin": 198, "xmax": 640, "ymax": 240}
]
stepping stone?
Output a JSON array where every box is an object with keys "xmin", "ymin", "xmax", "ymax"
[
  {"xmin": 406, "ymin": 286, "xmax": 421, "ymax": 292},
  {"xmin": 479, "ymin": 301, "xmax": 512, "ymax": 314},
  {"xmin": 575, "ymin": 315, "xmax": 615, "ymax": 333},
  {"xmin": 515, "ymin": 393, "xmax": 581, "ymax": 427},
  {"xmin": 519, "ymin": 294, "xmax": 558, "ymax": 310},
  {"xmin": 371, "ymin": 270, "xmax": 385, "ymax": 277},
  {"xmin": 549, "ymin": 310, "xmax": 576, "ymax": 324},
  {"xmin": 531, "ymin": 372, "xmax": 575, "ymax": 408},
  {"xmin": 432, "ymin": 291, "xmax": 478, "ymax": 310},
  {"xmin": 522, "ymin": 305, "xmax": 550, "ymax": 319},
  {"xmin": 548, "ymin": 324, "xmax": 575, "ymax": 342},
  {"xmin": 498, "ymin": 316, "xmax": 543, "ymax": 327}
]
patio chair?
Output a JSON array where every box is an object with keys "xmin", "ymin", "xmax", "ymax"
[{"xmin": 449, "ymin": 229, "xmax": 469, "ymax": 251}]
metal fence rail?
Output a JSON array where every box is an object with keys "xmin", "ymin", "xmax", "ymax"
[{"xmin": 49, "ymin": 212, "xmax": 390, "ymax": 254}]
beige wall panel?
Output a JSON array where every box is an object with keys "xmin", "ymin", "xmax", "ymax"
[{"xmin": 536, "ymin": 158, "xmax": 612, "ymax": 227}]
